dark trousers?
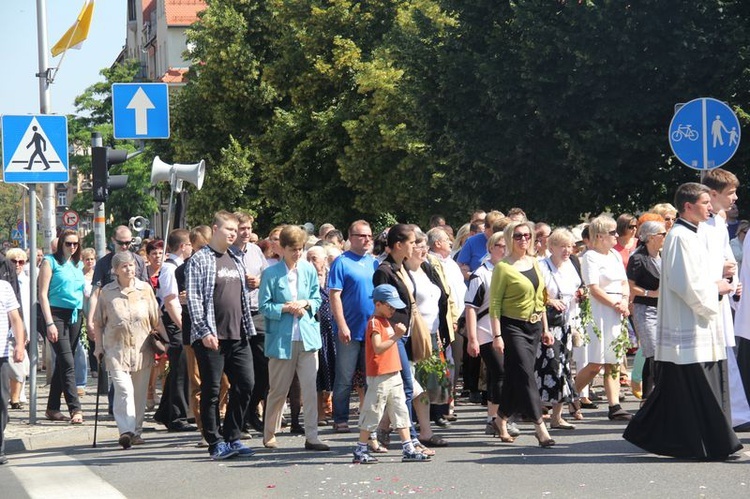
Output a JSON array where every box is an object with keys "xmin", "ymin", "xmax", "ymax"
[
  {"xmin": 154, "ymin": 345, "xmax": 190, "ymax": 427},
  {"xmin": 248, "ymin": 333, "xmax": 268, "ymax": 421},
  {"xmin": 1, "ymin": 358, "xmax": 9, "ymax": 456},
  {"xmin": 479, "ymin": 341, "xmax": 505, "ymax": 405},
  {"xmin": 194, "ymin": 337, "xmax": 254, "ymax": 450},
  {"xmin": 47, "ymin": 307, "xmax": 82, "ymax": 413},
  {"xmin": 462, "ymin": 344, "xmax": 481, "ymax": 393}
]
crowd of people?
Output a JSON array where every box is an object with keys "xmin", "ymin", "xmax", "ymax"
[{"xmin": 2, "ymin": 168, "xmax": 750, "ymax": 465}]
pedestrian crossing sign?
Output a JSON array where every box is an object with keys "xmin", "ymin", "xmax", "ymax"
[{"xmin": 2, "ymin": 115, "xmax": 69, "ymax": 183}]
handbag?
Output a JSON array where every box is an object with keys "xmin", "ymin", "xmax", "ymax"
[
  {"xmin": 544, "ymin": 259, "xmax": 567, "ymax": 329},
  {"xmin": 410, "ymin": 304, "xmax": 433, "ymax": 362},
  {"xmin": 145, "ymin": 330, "xmax": 168, "ymax": 355}
]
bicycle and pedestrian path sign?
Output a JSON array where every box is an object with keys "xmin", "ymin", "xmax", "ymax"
[
  {"xmin": 2, "ymin": 115, "xmax": 69, "ymax": 183},
  {"xmin": 669, "ymin": 97, "xmax": 740, "ymax": 171}
]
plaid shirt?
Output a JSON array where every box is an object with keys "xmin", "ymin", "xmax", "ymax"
[{"xmin": 186, "ymin": 244, "xmax": 256, "ymax": 344}]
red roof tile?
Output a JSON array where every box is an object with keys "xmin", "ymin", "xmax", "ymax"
[
  {"xmin": 159, "ymin": 68, "xmax": 189, "ymax": 83},
  {"xmin": 165, "ymin": 0, "xmax": 206, "ymax": 26}
]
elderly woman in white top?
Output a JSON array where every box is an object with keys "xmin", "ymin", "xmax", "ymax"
[
  {"xmin": 574, "ymin": 215, "xmax": 632, "ymax": 421},
  {"xmin": 536, "ymin": 228, "xmax": 582, "ymax": 430},
  {"xmin": 93, "ymin": 251, "xmax": 160, "ymax": 449},
  {"xmin": 403, "ymin": 229, "xmax": 448, "ymax": 447}
]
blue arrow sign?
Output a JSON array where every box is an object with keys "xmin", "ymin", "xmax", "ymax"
[
  {"xmin": 1, "ymin": 115, "xmax": 69, "ymax": 183},
  {"xmin": 669, "ymin": 97, "xmax": 740, "ymax": 170},
  {"xmin": 112, "ymin": 83, "xmax": 170, "ymax": 139}
]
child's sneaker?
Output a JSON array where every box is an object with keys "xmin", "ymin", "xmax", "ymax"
[
  {"xmin": 229, "ymin": 440, "xmax": 256, "ymax": 457},
  {"xmin": 352, "ymin": 448, "xmax": 379, "ymax": 464},
  {"xmin": 402, "ymin": 450, "xmax": 431, "ymax": 462}
]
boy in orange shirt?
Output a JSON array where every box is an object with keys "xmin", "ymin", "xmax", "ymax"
[{"xmin": 352, "ymin": 284, "xmax": 431, "ymax": 464}]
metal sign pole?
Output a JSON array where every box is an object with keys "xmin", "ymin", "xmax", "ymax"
[{"xmin": 28, "ymin": 186, "xmax": 39, "ymax": 424}]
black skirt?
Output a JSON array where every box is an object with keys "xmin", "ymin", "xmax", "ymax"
[
  {"xmin": 498, "ymin": 316, "xmax": 543, "ymax": 421},
  {"xmin": 623, "ymin": 360, "xmax": 743, "ymax": 460}
]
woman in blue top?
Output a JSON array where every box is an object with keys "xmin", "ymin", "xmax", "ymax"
[
  {"xmin": 259, "ymin": 225, "xmax": 328, "ymax": 451},
  {"xmin": 39, "ymin": 229, "xmax": 86, "ymax": 424}
]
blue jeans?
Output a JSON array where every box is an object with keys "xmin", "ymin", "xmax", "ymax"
[
  {"xmin": 396, "ymin": 337, "xmax": 417, "ymax": 440},
  {"xmin": 332, "ymin": 337, "xmax": 365, "ymax": 424}
]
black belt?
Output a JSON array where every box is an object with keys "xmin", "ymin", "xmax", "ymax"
[{"xmin": 251, "ymin": 310, "xmax": 259, "ymax": 317}]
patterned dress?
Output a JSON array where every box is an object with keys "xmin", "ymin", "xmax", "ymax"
[
  {"xmin": 316, "ymin": 285, "xmax": 336, "ymax": 392},
  {"xmin": 535, "ymin": 257, "xmax": 580, "ymax": 405}
]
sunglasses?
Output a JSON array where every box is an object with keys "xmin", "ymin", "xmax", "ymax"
[
  {"xmin": 608, "ymin": 230, "xmax": 618, "ymax": 236},
  {"xmin": 512, "ymin": 233, "xmax": 532, "ymax": 241},
  {"xmin": 115, "ymin": 239, "xmax": 134, "ymax": 246},
  {"xmin": 64, "ymin": 241, "xmax": 79, "ymax": 248},
  {"xmin": 494, "ymin": 243, "xmax": 506, "ymax": 248},
  {"xmin": 10, "ymin": 259, "xmax": 26, "ymax": 264}
]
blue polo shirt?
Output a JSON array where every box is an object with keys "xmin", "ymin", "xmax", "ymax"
[
  {"xmin": 457, "ymin": 233, "xmax": 488, "ymax": 272},
  {"xmin": 327, "ymin": 251, "xmax": 376, "ymax": 342}
]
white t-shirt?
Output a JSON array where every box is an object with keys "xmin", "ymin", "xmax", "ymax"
[
  {"xmin": 0, "ymin": 280, "xmax": 21, "ymax": 358},
  {"xmin": 464, "ymin": 261, "xmax": 494, "ymax": 345},
  {"xmin": 411, "ymin": 268, "xmax": 441, "ymax": 334}
]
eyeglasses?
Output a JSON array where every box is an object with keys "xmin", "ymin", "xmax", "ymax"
[
  {"xmin": 10, "ymin": 259, "xmax": 26, "ymax": 264},
  {"xmin": 512, "ymin": 233, "xmax": 532, "ymax": 241},
  {"xmin": 64, "ymin": 241, "xmax": 79, "ymax": 248},
  {"xmin": 608, "ymin": 230, "xmax": 618, "ymax": 236},
  {"xmin": 656, "ymin": 232, "xmax": 667, "ymax": 236},
  {"xmin": 351, "ymin": 234, "xmax": 373, "ymax": 239},
  {"xmin": 115, "ymin": 239, "xmax": 134, "ymax": 246},
  {"xmin": 494, "ymin": 244, "xmax": 506, "ymax": 249}
]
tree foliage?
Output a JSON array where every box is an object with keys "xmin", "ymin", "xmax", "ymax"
[{"xmin": 169, "ymin": 0, "xmax": 750, "ymax": 233}]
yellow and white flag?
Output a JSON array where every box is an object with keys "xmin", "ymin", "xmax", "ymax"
[{"xmin": 50, "ymin": 0, "xmax": 95, "ymax": 57}]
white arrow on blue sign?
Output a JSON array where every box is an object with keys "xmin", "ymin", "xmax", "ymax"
[
  {"xmin": 668, "ymin": 97, "xmax": 741, "ymax": 171},
  {"xmin": 112, "ymin": 83, "xmax": 170, "ymax": 139}
]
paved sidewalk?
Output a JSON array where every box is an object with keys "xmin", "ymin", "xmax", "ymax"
[{"xmin": 5, "ymin": 374, "xmax": 126, "ymax": 453}]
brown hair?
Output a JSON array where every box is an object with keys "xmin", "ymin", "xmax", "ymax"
[
  {"xmin": 279, "ymin": 225, "xmax": 308, "ymax": 248},
  {"xmin": 702, "ymin": 168, "xmax": 739, "ymax": 192},
  {"xmin": 54, "ymin": 229, "xmax": 81, "ymax": 265}
]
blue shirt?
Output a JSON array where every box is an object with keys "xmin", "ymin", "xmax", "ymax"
[
  {"xmin": 45, "ymin": 255, "xmax": 84, "ymax": 311},
  {"xmin": 327, "ymin": 251, "xmax": 376, "ymax": 342},
  {"xmin": 457, "ymin": 233, "xmax": 488, "ymax": 272}
]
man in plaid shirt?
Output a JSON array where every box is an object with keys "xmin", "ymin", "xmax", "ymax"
[{"xmin": 186, "ymin": 211, "xmax": 257, "ymax": 460}]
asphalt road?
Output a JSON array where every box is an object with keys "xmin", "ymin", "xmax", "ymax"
[{"xmin": 3, "ymin": 398, "xmax": 749, "ymax": 498}]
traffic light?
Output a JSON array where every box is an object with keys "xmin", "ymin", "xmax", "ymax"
[{"xmin": 92, "ymin": 146, "xmax": 129, "ymax": 202}]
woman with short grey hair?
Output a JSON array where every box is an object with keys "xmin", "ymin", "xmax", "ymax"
[
  {"xmin": 627, "ymin": 220, "xmax": 666, "ymax": 400},
  {"xmin": 94, "ymin": 248, "xmax": 160, "ymax": 449}
]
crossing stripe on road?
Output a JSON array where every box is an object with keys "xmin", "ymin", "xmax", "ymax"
[{"xmin": 11, "ymin": 452, "xmax": 127, "ymax": 499}]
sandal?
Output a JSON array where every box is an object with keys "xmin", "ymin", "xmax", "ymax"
[
  {"xmin": 568, "ymin": 402, "xmax": 584, "ymax": 421},
  {"xmin": 418, "ymin": 435, "xmax": 448, "ymax": 448},
  {"xmin": 534, "ymin": 421, "xmax": 556, "ymax": 448},
  {"xmin": 550, "ymin": 420, "xmax": 576, "ymax": 430},
  {"xmin": 45, "ymin": 410, "xmax": 70, "ymax": 422},
  {"xmin": 607, "ymin": 404, "xmax": 632, "ymax": 421},
  {"xmin": 413, "ymin": 443, "xmax": 436, "ymax": 456},
  {"xmin": 368, "ymin": 439, "xmax": 389, "ymax": 454},
  {"xmin": 71, "ymin": 411, "xmax": 84, "ymax": 425}
]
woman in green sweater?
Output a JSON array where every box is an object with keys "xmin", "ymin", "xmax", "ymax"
[{"xmin": 490, "ymin": 221, "xmax": 556, "ymax": 447}]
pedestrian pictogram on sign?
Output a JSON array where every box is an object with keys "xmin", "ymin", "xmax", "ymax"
[
  {"xmin": 668, "ymin": 97, "xmax": 741, "ymax": 171},
  {"xmin": 2, "ymin": 115, "xmax": 69, "ymax": 183}
]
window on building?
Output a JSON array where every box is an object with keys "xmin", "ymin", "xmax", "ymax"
[
  {"xmin": 128, "ymin": 0, "xmax": 137, "ymax": 22},
  {"xmin": 57, "ymin": 191, "xmax": 67, "ymax": 207}
]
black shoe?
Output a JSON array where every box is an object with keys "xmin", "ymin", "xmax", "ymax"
[
  {"xmin": 733, "ymin": 421, "xmax": 750, "ymax": 432},
  {"xmin": 468, "ymin": 391, "xmax": 483, "ymax": 404},
  {"xmin": 290, "ymin": 424, "xmax": 305, "ymax": 435},
  {"xmin": 433, "ymin": 417, "xmax": 451, "ymax": 428},
  {"xmin": 168, "ymin": 421, "xmax": 198, "ymax": 432},
  {"xmin": 248, "ymin": 414, "xmax": 264, "ymax": 432},
  {"xmin": 304, "ymin": 440, "xmax": 330, "ymax": 451},
  {"xmin": 10, "ymin": 402, "xmax": 23, "ymax": 410}
]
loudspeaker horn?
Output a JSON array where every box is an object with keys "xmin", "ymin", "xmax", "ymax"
[
  {"xmin": 129, "ymin": 216, "xmax": 150, "ymax": 232},
  {"xmin": 151, "ymin": 156, "xmax": 206, "ymax": 190}
]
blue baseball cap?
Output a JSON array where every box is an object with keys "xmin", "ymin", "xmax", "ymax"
[{"xmin": 372, "ymin": 284, "xmax": 406, "ymax": 309}]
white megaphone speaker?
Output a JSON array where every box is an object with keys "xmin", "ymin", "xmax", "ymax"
[
  {"xmin": 129, "ymin": 216, "xmax": 150, "ymax": 233},
  {"xmin": 151, "ymin": 156, "xmax": 206, "ymax": 190}
]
